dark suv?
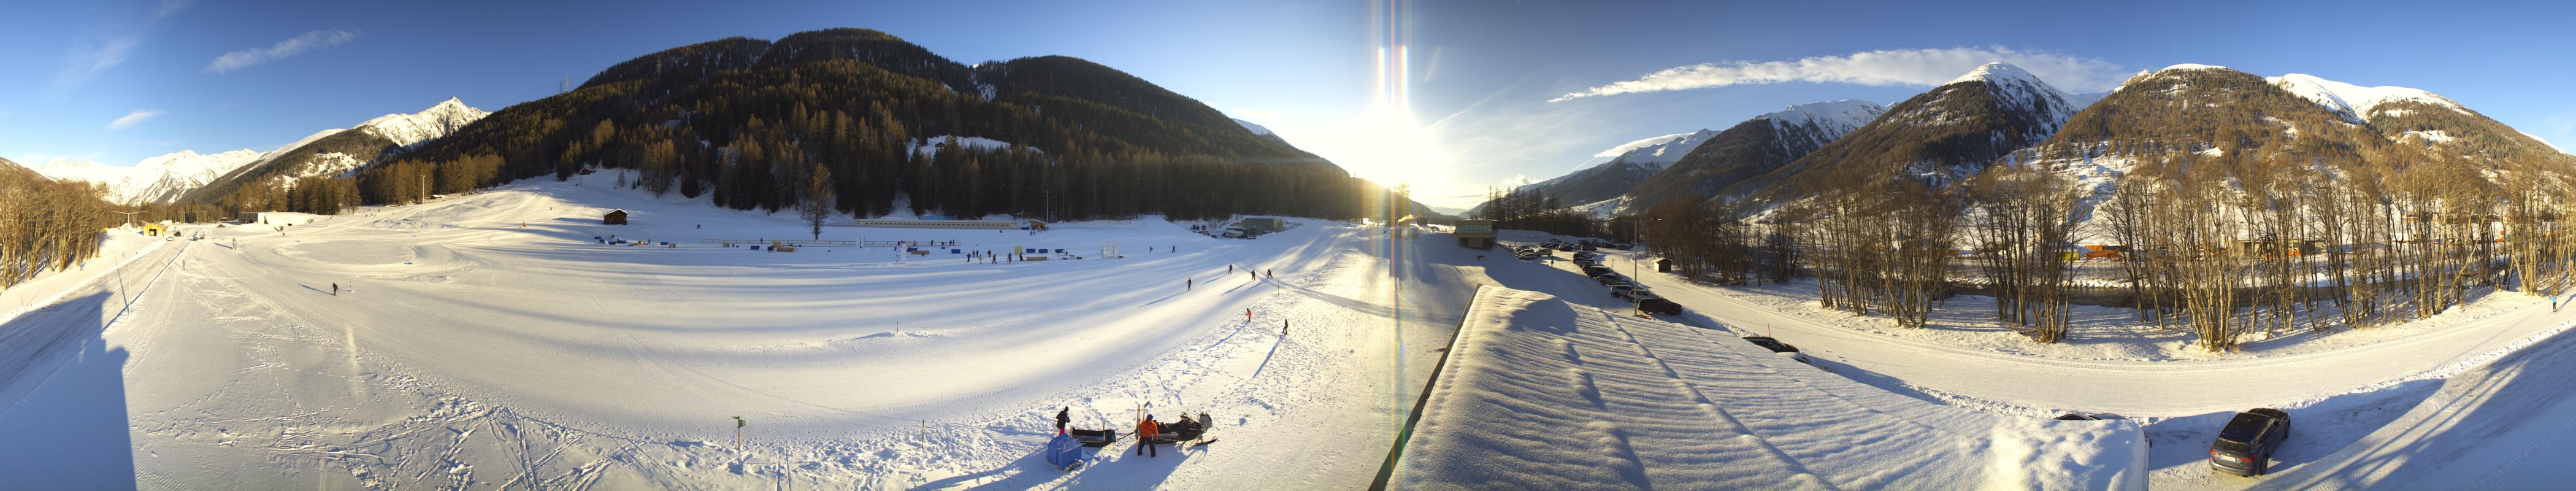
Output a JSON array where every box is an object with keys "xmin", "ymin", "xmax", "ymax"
[
  {"xmin": 2209, "ymin": 408, "xmax": 2291, "ymax": 476},
  {"xmin": 1636, "ymin": 297, "xmax": 1682, "ymax": 315}
]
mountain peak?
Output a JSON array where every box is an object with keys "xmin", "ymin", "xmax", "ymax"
[
  {"xmin": 1945, "ymin": 61, "xmax": 2039, "ymax": 87},
  {"xmin": 357, "ymin": 98, "xmax": 493, "ymax": 147},
  {"xmin": 2265, "ymin": 73, "xmax": 2460, "ymax": 123},
  {"xmin": 2157, "ymin": 63, "xmax": 2231, "ymax": 72},
  {"xmin": 1584, "ymin": 130, "xmax": 1717, "ymax": 171}
]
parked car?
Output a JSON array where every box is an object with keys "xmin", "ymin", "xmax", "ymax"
[
  {"xmin": 2209, "ymin": 408, "xmax": 2292, "ymax": 476},
  {"xmin": 1594, "ymin": 275, "xmax": 1627, "ymax": 286},
  {"xmin": 1610, "ymin": 284, "xmax": 1645, "ymax": 298},
  {"xmin": 1741, "ymin": 336, "xmax": 1811, "ymax": 364},
  {"xmin": 1636, "ymin": 297, "xmax": 1683, "ymax": 315},
  {"xmin": 1582, "ymin": 265, "xmax": 1613, "ymax": 277}
]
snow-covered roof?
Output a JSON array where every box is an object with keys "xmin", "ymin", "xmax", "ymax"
[{"xmin": 1393, "ymin": 287, "xmax": 2146, "ymax": 490}]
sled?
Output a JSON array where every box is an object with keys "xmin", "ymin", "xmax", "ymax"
[{"xmin": 1069, "ymin": 428, "xmax": 1120, "ymax": 447}]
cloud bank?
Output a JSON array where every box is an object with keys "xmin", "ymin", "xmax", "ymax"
[
  {"xmin": 107, "ymin": 109, "xmax": 163, "ymax": 130},
  {"xmin": 206, "ymin": 29, "xmax": 360, "ymax": 73},
  {"xmin": 1552, "ymin": 47, "xmax": 2127, "ymax": 102}
]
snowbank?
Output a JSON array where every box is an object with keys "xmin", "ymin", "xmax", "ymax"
[{"xmin": 1392, "ymin": 287, "xmax": 2147, "ymax": 490}]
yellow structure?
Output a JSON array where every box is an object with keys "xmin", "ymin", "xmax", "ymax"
[{"xmin": 140, "ymin": 223, "xmax": 171, "ymax": 236}]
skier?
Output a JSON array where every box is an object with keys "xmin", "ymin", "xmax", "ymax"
[
  {"xmin": 1055, "ymin": 407, "xmax": 1072, "ymax": 435},
  {"xmin": 1135, "ymin": 415, "xmax": 1162, "ymax": 457},
  {"xmin": 1187, "ymin": 278, "xmax": 1193, "ymax": 291},
  {"xmin": 331, "ymin": 283, "xmax": 339, "ymax": 296},
  {"xmin": 1229, "ymin": 265, "xmax": 1234, "ymax": 273},
  {"xmin": 1266, "ymin": 268, "xmax": 1272, "ymax": 278}
]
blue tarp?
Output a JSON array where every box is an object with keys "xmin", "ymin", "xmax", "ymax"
[{"xmin": 1043, "ymin": 434, "xmax": 1083, "ymax": 468}]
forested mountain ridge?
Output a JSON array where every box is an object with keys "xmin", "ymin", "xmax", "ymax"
[
  {"xmin": 1613, "ymin": 100, "xmax": 1885, "ymax": 214},
  {"xmin": 185, "ymin": 98, "xmax": 490, "ymax": 208},
  {"xmin": 1725, "ymin": 62, "xmax": 2087, "ymax": 202},
  {"xmin": 1467, "ymin": 130, "xmax": 1719, "ymax": 217},
  {"xmin": 2003, "ymin": 64, "xmax": 2576, "ymax": 226},
  {"xmin": 346, "ymin": 27, "xmax": 1409, "ymax": 222}
]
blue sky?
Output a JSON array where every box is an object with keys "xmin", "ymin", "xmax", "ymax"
[{"xmin": 7, "ymin": 0, "xmax": 2573, "ymax": 211}]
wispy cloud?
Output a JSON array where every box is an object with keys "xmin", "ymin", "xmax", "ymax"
[
  {"xmin": 107, "ymin": 109, "xmax": 164, "ymax": 130},
  {"xmin": 151, "ymin": 0, "xmax": 193, "ymax": 20},
  {"xmin": 56, "ymin": 37, "xmax": 142, "ymax": 87},
  {"xmin": 1552, "ymin": 47, "xmax": 2128, "ymax": 102},
  {"xmin": 205, "ymin": 28, "xmax": 361, "ymax": 74}
]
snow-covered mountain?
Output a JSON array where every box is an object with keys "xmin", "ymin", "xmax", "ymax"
[
  {"xmin": 1720, "ymin": 62, "xmax": 2085, "ymax": 201},
  {"xmin": 2003, "ymin": 63, "xmax": 2576, "ymax": 231},
  {"xmin": 182, "ymin": 98, "xmax": 490, "ymax": 203},
  {"xmin": 33, "ymin": 150, "xmax": 265, "ymax": 204},
  {"xmin": 2265, "ymin": 72, "xmax": 2463, "ymax": 124},
  {"xmin": 1230, "ymin": 117, "xmax": 1305, "ymax": 153},
  {"xmin": 358, "ymin": 98, "xmax": 489, "ymax": 147},
  {"xmin": 1231, "ymin": 118, "xmax": 1273, "ymax": 136},
  {"xmin": 1469, "ymin": 129, "xmax": 1722, "ymax": 217},
  {"xmin": 1616, "ymin": 100, "xmax": 1887, "ymax": 214}
]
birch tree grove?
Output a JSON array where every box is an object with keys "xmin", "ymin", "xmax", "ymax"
[{"xmin": 0, "ymin": 173, "xmax": 113, "ymax": 290}]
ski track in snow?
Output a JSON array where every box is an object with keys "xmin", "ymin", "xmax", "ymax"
[{"xmin": 0, "ymin": 172, "xmax": 1471, "ymax": 490}]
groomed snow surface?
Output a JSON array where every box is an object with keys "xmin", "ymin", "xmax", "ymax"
[
  {"xmin": 1392, "ymin": 286, "xmax": 2145, "ymax": 490},
  {"xmin": 0, "ymin": 171, "xmax": 1464, "ymax": 489}
]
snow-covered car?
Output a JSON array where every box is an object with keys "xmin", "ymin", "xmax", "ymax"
[
  {"xmin": 1636, "ymin": 297, "xmax": 1683, "ymax": 315},
  {"xmin": 2209, "ymin": 408, "xmax": 2292, "ymax": 476},
  {"xmin": 1741, "ymin": 336, "xmax": 1811, "ymax": 364}
]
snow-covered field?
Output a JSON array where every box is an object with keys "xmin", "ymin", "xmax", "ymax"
[
  {"xmin": 1567, "ymin": 237, "xmax": 2576, "ymax": 489},
  {"xmin": 0, "ymin": 174, "xmax": 1476, "ymax": 490},
  {"xmin": 1393, "ymin": 286, "xmax": 2144, "ymax": 490},
  {"xmin": 9, "ymin": 172, "xmax": 2576, "ymax": 489}
]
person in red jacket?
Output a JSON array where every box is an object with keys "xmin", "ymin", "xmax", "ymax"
[{"xmin": 1134, "ymin": 416, "xmax": 1162, "ymax": 457}]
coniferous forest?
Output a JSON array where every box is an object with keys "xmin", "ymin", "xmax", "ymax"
[{"xmin": 208, "ymin": 28, "xmax": 1422, "ymax": 222}]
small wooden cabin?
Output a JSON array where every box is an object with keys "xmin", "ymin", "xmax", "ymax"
[{"xmin": 603, "ymin": 209, "xmax": 629, "ymax": 225}]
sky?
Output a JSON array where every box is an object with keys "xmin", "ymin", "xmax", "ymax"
[{"xmin": 6, "ymin": 0, "xmax": 2574, "ymax": 212}]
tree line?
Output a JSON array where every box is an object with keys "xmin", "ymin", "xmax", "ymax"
[{"xmin": 0, "ymin": 171, "xmax": 114, "ymax": 291}]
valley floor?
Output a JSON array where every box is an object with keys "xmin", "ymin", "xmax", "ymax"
[
  {"xmin": 1552, "ymin": 231, "xmax": 2576, "ymax": 490},
  {"xmin": 4, "ymin": 173, "xmax": 2573, "ymax": 489},
  {"xmin": 0, "ymin": 174, "xmax": 1474, "ymax": 490}
]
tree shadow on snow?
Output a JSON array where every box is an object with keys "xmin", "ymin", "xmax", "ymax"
[
  {"xmin": 2249, "ymin": 323, "xmax": 2576, "ymax": 489},
  {"xmin": 0, "ymin": 292, "xmax": 138, "ymax": 489},
  {"xmin": 2139, "ymin": 378, "xmax": 2440, "ymax": 478},
  {"xmin": 918, "ymin": 440, "xmax": 1200, "ymax": 491}
]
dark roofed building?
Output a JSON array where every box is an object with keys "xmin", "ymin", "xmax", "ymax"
[{"xmin": 604, "ymin": 209, "xmax": 629, "ymax": 225}]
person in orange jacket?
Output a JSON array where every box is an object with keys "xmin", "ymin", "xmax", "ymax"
[{"xmin": 1135, "ymin": 415, "xmax": 1162, "ymax": 457}]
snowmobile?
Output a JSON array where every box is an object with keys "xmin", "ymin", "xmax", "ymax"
[{"xmin": 1145, "ymin": 412, "xmax": 1216, "ymax": 446}]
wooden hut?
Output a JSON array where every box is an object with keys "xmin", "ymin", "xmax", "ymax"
[{"xmin": 603, "ymin": 209, "xmax": 629, "ymax": 225}]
